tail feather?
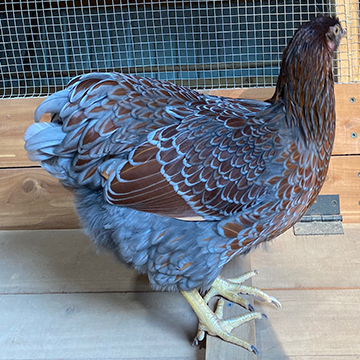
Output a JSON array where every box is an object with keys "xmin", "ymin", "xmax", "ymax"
[
  {"xmin": 24, "ymin": 122, "xmax": 77, "ymax": 187},
  {"xmin": 40, "ymin": 157, "xmax": 75, "ymax": 184},
  {"xmin": 24, "ymin": 122, "xmax": 66, "ymax": 161},
  {"xmin": 34, "ymin": 89, "xmax": 69, "ymax": 122}
]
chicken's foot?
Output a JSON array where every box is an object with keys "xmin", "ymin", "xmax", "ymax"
[
  {"xmin": 182, "ymin": 288, "xmax": 265, "ymax": 355},
  {"xmin": 182, "ymin": 271, "xmax": 281, "ymax": 354}
]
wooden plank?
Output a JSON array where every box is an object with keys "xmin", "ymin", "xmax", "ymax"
[
  {"xmin": 0, "ymin": 230, "xmax": 127, "ymax": 294},
  {"xmin": 0, "ymin": 229, "xmax": 151, "ymax": 294},
  {"xmin": 1, "ymin": 153, "xmax": 359, "ymax": 230},
  {"xmin": 0, "ymin": 98, "xmax": 49, "ymax": 168},
  {"xmin": 0, "ymin": 292, "xmax": 202, "ymax": 360},
  {"xmin": 0, "ymin": 168, "xmax": 78, "ymax": 230},
  {"xmin": 321, "ymin": 155, "xmax": 360, "ymax": 223},
  {"xmin": 1, "ymin": 225, "xmax": 359, "ymax": 359},
  {"xmin": 0, "ymin": 84, "xmax": 359, "ymax": 168},
  {"xmin": 1, "ymin": 224, "xmax": 358, "ymax": 294},
  {"xmin": 254, "ymin": 289, "xmax": 360, "ymax": 359},
  {"xmin": 204, "ymin": 87, "xmax": 274, "ymax": 101},
  {"xmin": 0, "ymin": 290, "xmax": 358, "ymax": 360},
  {"xmin": 251, "ymin": 223, "xmax": 360, "ymax": 290},
  {"xmin": 331, "ymin": 84, "xmax": 360, "ymax": 155}
]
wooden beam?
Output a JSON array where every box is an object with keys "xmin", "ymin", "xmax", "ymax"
[
  {"xmin": 1, "ymin": 84, "xmax": 358, "ymax": 169},
  {"xmin": 0, "ymin": 224, "xmax": 358, "ymax": 294},
  {"xmin": 251, "ymin": 223, "xmax": 360, "ymax": 290},
  {"xmin": 0, "ymin": 154, "xmax": 358, "ymax": 229},
  {"xmin": 0, "ymin": 98, "xmax": 50, "ymax": 168},
  {"xmin": 254, "ymin": 289, "xmax": 360, "ymax": 359}
]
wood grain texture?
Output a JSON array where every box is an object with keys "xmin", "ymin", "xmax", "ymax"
[
  {"xmin": 251, "ymin": 223, "xmax": 360, "ymax": 290},
  {"xmin": 0, "ymin": 229, "xmax": 151, "ymax": 294},
  {"xmin": 331, "ymin": 84, "xmax": 360, "ymax": 155},
  {"xmin": 0, "ymin": 224, "xmax": 358, "ymax": 295},
  {"xmin": 0, "ymin": 292, "xmax": 202, "ymax": 360},
  {"xmin": 0, "ymin": 168, "xmax": 78, "ymax": 230},
  {"xmin": 254, "ymin": 289, "xmax": 360, "ymax": 359},
  {"xmin": 0, "ymin": 84, "xmax": 359, "ymax": 168},
  {"xmin": 0, "ymin": 224, "xmax": 360, "ymax": 294},
  {"xmin": 0, "ymin": 97, "xmax": 49, "ymax": 168},
  {"xmin": 321, "ymin": 155, "xmax": 360, "ymax": 223}
]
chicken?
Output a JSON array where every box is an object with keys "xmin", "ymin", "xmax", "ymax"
[{"xmin": 24, "ymin": 15, "xmax": 344, "ymax": 355}]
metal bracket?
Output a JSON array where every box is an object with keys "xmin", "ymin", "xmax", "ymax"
[{"xmin": 293, "ymin": 194, "xmax": 344, "ymax": 236}]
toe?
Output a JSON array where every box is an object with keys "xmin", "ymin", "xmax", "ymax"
[{"xmin": 215, "ymin": 298, "xmax": 225, "ymax": 318}]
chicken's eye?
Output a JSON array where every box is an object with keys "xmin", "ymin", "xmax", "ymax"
[{"xmin": 333, "ymin": 25, "xmax": 340, "ymax": 35}]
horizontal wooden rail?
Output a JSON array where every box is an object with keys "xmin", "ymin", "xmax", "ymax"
[{"xmin": 0, "ymin": 83, "xmax": 359, "ymax": 228}]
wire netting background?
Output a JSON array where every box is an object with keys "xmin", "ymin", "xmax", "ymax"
[{"xmin": 0, "ymin": 0, "xmax": 359, "ymax": 98}]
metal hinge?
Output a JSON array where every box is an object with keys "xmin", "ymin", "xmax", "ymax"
[{"xmin": 293, "ymin": 194, "xmax": 344, "ymax": 236}]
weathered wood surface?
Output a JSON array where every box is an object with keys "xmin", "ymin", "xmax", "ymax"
[
  {"xmin": 320, "ymin": 155, "xmax": 360, "ymax": 223},
  {"xmin": 251, "ymin": 224, "xmax": 360, "ymax": 290},
  {"xmin": 0, "ymin": 292, "xmax": 201, "ymax": 360},
  {"xmin": 1, "ymin": 225, "xmax": 358, "ymax": 295},
  {"xmin": 0, "ymin": 229, "xmax": 151, "ymax": 294},
  {"xmin": 254, "ymin": 289, "xmax": 360, "ymax": 359},
  {"xmin": 1, "ymin": 290, "xmax": 358, "ymax": 360},
  {"xmin": 0, "ymin": 84, "xmax": 359, "ymax": 168},
  {"xmin": 0, "ymin": 225, "xmax": 359, "ymax": 359},
  {"xmin": 0, "ymin": 153, "xmax": 359, "ymax": 230}
]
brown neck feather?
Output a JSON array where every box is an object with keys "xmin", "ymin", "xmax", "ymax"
[{"xmin": 271, "ymin": 36, "xmax": 336, "ymax": 147}]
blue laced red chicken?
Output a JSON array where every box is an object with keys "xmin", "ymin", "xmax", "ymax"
[{"xmin": 25, "ymin": 16, "xmax": 344, "ymax": 354}]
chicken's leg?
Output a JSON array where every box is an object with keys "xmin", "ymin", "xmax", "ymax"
[
  {"xmin": 182, "ymin": 288, "xmax": 265, "ymax": 355},
  {"xmin": 182, "ymin": 271, "xmax": 281, "ymax": 354}
]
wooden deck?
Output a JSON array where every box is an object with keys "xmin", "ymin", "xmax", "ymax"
[{"xmin": 1, "ymin": 224, "xmax": 359, "ymax": 360}]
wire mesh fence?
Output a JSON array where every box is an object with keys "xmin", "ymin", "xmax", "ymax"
[{"xmin": 0, "ymin": 0, "xmax": 359, "ymax": 98}]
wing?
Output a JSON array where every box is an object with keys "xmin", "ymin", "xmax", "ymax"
[
  {"xmin": 103, "ymin": 99, "xmax": 289, "ymax": 220},
  {"xmin": 37, "ymin": 72, "xmax": 207, "ymax": 187}
]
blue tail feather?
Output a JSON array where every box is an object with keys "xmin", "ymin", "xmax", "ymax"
[{"xmin": 34, "ymin": 89, "xmax": 69, "ymax": 123}]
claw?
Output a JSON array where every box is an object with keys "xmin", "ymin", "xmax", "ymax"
[
  {"xmin": 251, "ymin": 345, "xmax": 260, "ymax": 356},
  {"xmin": 205, "ymin": 273, "xmax": 282, "ymax": 310},
  {"xmin": 270, "ymin": 296, "xmax": 282, "ymax": 308}
]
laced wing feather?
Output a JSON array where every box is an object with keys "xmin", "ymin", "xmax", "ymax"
[
  {"xmin": 104, "ymin": 143, "xmax": 201, "ymax": 218},
  {"xmin": 103, "ymin": 100, "xmax": 287, "ymax": 220}
]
